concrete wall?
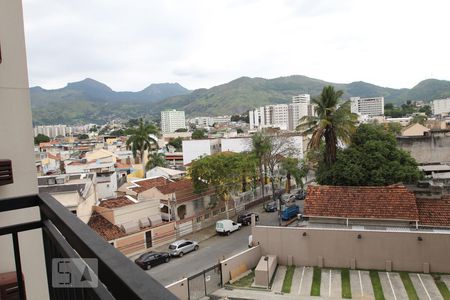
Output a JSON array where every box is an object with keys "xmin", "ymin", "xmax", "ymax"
[
  {"xmin": 182, "ymin": 139, "xmax": 213, "ymax": 165},
  {"xmin": 254, "ymin": 254, "xmax": 277, "ymax": 287},
  {"xmin": 165, "ymin": 278, "xmax": 188, "ymax": 300},
  {"xmin": 397, "ymin": 131, "xmax": 450, "ymax": 164},
  {"xmin": 220, "ymin": 245, "xmax": 261, "ymax": 285},
  {"xmin": 0, "ymin": 1, "xmax": 48, "ymax": 298},
  {"xmin": 252, "ymin": 226, "xmax": 450, "ymax": 273},
  {"xmin": 114, "ymin": 200, "xmax": 160, "ymax": 226}
]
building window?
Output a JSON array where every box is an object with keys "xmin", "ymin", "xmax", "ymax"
[
  {"xmin": 204, "ymin": 213, "xmax": 210, "ymax": 220},
  {"xmin": 196, "ymin": 216, "xmax": 202, "ymax": 223},
  {"xmin": 220, "ymin": 207, "xmax": 226, "ymax": 212}
]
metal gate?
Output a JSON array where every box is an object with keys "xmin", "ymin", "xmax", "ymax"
[{"xmin": 188, "ymin": 264, "xmax": 222, "ymax": 300}]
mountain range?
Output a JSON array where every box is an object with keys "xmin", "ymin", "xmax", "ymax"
[{"xmin": 30, "ymin": 76, "xmax": 450, "ymax": 125}]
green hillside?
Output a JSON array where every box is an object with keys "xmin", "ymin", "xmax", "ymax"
[{"xmin": 30, "ymin": 75, "xmax": 450, "ymax": 124}]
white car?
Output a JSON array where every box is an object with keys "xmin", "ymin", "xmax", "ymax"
[{"xmin": 216, "ymin": 219, "xmax": 241, "ymax": 236}]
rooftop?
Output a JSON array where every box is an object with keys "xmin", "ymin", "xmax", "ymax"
[
  {"xmin": 416, "ymin": 197, "xmax": 450, "ymax": 227},
  {"xmin": 87, "ymin": 212, "xmax": 126, "ymax": 241},
  {"xmin": 130, "ymin": 176, "xmax": 169, "ymax": 194},
  {"xmin": 304, "ymin": 184, "xmax": 419, "ymax": 221},
  {"xmin": 98, "ymin": 196, "xmax": 136, "ymax": 209}
]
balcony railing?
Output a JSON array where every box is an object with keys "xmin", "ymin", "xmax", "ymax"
[{"xmin": 0, "ymin": 194, "xmax": 177, "ymax": 300}]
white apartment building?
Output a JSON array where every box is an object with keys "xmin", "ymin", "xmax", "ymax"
[
  {"xmin": 182, "ymin": 139, "xmax": 221, "ymax": 165},
  {"xmin": 350, "ymin": 96, "xmax": 384, "ymax": 117},
  {"xmin": 160, "ymin": 109, "xmax": 186, "ymax": 133},
  {"xmin": 249, "ymin": 94, "xmax": 312, "ymax": 131},
  {"xmin": 432, "ymin": 98, "xmax": 450, "ymax": 115}
]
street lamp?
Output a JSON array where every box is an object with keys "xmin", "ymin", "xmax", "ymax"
[{"xmin": 264, "ymin": 256, "xmax": 269, "ymax": 289}]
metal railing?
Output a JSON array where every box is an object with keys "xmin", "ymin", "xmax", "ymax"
[{"xmin": 0, "ymin": 194, "xmax": 177, "ymax": 300}]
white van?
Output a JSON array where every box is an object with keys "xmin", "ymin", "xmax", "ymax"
[{"xmin": 216, "ymin": 219, "xmax": 241, "ymax": 235}]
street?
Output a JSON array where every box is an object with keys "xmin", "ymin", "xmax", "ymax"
[{"xmin": 143, "ymin": 196, "xmax": 304, "ymax": 286}]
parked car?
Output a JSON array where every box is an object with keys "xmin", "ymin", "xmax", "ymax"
[
  {"xmin": 216, "ymin": 219, "xmax": 241, "ymax": 235},
  {"xmin": 281, "ymin": 204, "xmax": 300, "ymax": 221},
  {"xmin": 294, "ymin": 189, "xmax": 307, "ymax": 200},
  {"xmin": 264, "ymin": 201, "xmax": 277, "ymax": 212},
  {"xmin": 168, "ymin": 239, "xmax": 199, "ymax": 257},
  {"xmin": 135, "ymin": 251, "xmax": 170, "ymax": 270},
  {"xmin": 237, "ymin": 212, "xmax": 259, "ymax": 226}
]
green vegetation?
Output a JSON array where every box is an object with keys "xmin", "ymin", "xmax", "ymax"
[
  {"xmin": 191, "ymin": 129, "xmax": 207, "ymax": 139},
  {"xmin": 231, "ymin": 271, "xmax": 255, "ymax": 288},
  {"xmin": 78, "ymin": 134, "xmax": 89, "ymax": 140},
  {"xmin": 126, "ymin": 119, "xmax": 159, "ymax": 171},
  {"xmin": 297, "ymin": 86, "xmax": 358, "ymax": 166},
  {"xmin": 311, "ymin": 267, "xmax": 321, "ymax": 296},
  {"xmin": 341, "ymin": 269, "xmax": 352, "ymax": 299},
  {"xmin": 175, "ymin": 128, "xmax": 188, "ymax": 132},
  {"xmin": 370, "ymin": 271, "xmax": 385, "ymax": 300},
  {"xmin": 167, "ymin": 137, "xmax": 183, "ymax": 151},
  {"xmin": 400, "ymin": 272, "xmax": 419, "ymax": 300},
  {"xmin": 31, "ymin": 75, "xmax": 450, "ymax": 125},
  {"xmin": 316, "ymin": 124, "xmax": 423, "ymax": 186},
  {"xmin": 433, "ymin": 275, "xmax": 450, "ymax": 300},
  {"xmin": 34, "ymin": 133, "xmax": 50, "ymax": 144},
  {"xmin": 281, "ymin": 157, "xmax": 308, "ymax": 192},
  {"xmin": 282, "ymin": 266, "xmax": 295, "ymax": 293},
  {"xmin": 145, "ymin": 152, "xmax": 167, "ymax": 170}
]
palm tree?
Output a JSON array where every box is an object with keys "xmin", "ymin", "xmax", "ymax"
[
  {"xmin": 126, "ymin": 118, "xmax": 159, "ymax": 174},
  {"xmin": 145, "ymin": 152, "xmax": 167, "ymax": 171},
  {"xmin": 251, "ymin": 133, "xmax": 271, "ymax": 200},
  {"xmin": 297, "ymin": 86, "xmax": 358, "ymax": 166}
]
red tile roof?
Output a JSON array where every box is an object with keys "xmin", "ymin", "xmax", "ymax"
[
  {"xmin": 304, "ymin": 185, "xmax": 419, "ymax": 221},
  {"xmin": 417, "ymin": 197, "xmax": 450, "ymax": 227},
  {"xmin": 88, "ymin": 212, "xmax": 125, "ymax": 240},
  {"xmin": 99, "ymin": 196, "xmax": 135, "ymax": 208},
  {"xmin": 156, "ymin": 179, "xmax": 215, "ymax": 203},
  {"xmin": 130, "ymin": 177, "xmax": 169, "ymax": 194}
]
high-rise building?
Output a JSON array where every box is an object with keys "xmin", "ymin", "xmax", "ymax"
[
  {"xmin": 292, "ymin": 94, "xmax": 310, "ymax": 104},
  {"xmin": 350, "ymin": 96, "xmax": 384, "ymax": 117},
  {"xmin": 160, "ymin": 109, "xmax": 186, "ymax": 133},
  {"xmin": 431, "ymin": 98, "xmax": 450, "ymax": 115}
]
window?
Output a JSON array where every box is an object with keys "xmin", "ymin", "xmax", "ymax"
[
  {"xmin": 220, "ymin": 207, "xmax": 225, "ymax": 212},
  {"xmin": 196, "ymin": 216, "xmax": 202, "ymax": 223},
  {"xmin": 204, "ymin": 213, "xmax": 210, "ymax": 219}
]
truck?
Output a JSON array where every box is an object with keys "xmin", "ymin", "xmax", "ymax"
[
  {"xmin": 281, "ymin": 205, "xmax": 300, "ymax": 221},
  {"xmin": 215, "ymin": 219, "xmax": 241, "ymax": 235}
]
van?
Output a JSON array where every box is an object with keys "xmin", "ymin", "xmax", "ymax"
[
  {"xmin": 215, "ymin": 219, "xmax": 241, "ymax": 235},
  {"xmin": 281, "ymin": 205, "xmax": 299, "ymax": 221}
]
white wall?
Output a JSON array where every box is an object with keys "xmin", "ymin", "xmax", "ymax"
[
  {"xmin": 0, "ymin": 1, "xmax": 48, "ymax": 298},
  {"xmin": 221, "ymin": 137, "xmax": 252, "ymax": 153},
  {"xmin": 182, "ymin": 139, "xmax": 213, "ymax": 165}
]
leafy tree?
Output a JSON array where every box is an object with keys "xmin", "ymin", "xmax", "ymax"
[
  {"xmin": 34, "ymin": 133, "xmax": 50, "ymax": 144},
  {"xmin": 109, "ymin": 129, "xmax": 125, "ymax": 137},
  {"xmin": 237, "ymin": 152, "xmax": 258, "ymax": 193},
  {"xmin": 410, "ymin": 114, "xmax": 427, "ymax": 125},
  {"xmin": 167, "ymin": 137, "xmax": 183, "ymax": 151},
  {"xmin": 189, "ymin": 152, "xmax": 243, "ymax": 218},
  {"xmin": 78, "ymin": 134, "xmax": 89, "ymax": 140},
  {"xmin": 316, "ymin": 124, "xmax": 423, "ymax": 186},
  {"xmin": 251, "ymin": 132, "xmax": 271, "ymax": 200},
  {"xmin": 237, "ymin": 128, "xmax": 244, "ymax": 134},
  {"xmin": 145, "ymin": 152, "xmax": 167, "ymax": 170},
  {"xmin": 126, "ymin": 119, "xmax": 140, "ymax": 128},
  {"xmin": 89, "ymin": 125, "xmax": 98, "ymax": 132},
  {"xmin": 175, "ymin": 128, "xmax": 188, "ymax": 132},
  {"xmin": 297, "ymin": 86, "xmax": 358, "ymax": 166},
  {"xmin": 281, "ymin": 157, "xmax": 308, "ymax": 193},
  {"xmin": 126, "ymin": 118, "xmax": 159, "ymax": 173},
  {"xmin": 191, "ymin": 129, "xmax": 207, "ymax": 139},
  {"xmin": 418, "ymin": 105, "xmax": 432, "ymax": 116},
  {"xmin": 386, "ymin": 122, "xmax": 402, "ymax": 135}
]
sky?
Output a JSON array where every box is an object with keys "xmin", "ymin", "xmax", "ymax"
[{"xmin": 23, "ymin": 0, "xmax": 450, "ymax": 92}]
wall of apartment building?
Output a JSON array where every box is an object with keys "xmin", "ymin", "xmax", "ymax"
[
  {"xmin": 252, "ymin": 226, "xmax": 450, "ymax": 273},
  {"xmin": 397, "ymin": 131, "xmax": 450, "ymax": 164},
  {"xmin": 113, "ymin": 200, "xmax": 161, "ymax": 225},
  {"xmin": 0, "ymin": 1, "xmax": 48, "ymax": 298}
]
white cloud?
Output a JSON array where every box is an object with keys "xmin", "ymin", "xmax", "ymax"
[{"xmin": 23, "ymin": 0, "xmax": 450, "ymax": 91}]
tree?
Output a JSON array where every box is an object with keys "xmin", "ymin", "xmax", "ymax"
[
  {"xmin": 418, "ymin": 105, "xmax": 432, "ymax": 116},
  {"xmin": 126, "ymin": 118, "xmax": 159, "ymax": 174},
  {"xmin": 410, "ymin": 114, "xmax": 427, "ymax": 125},
  {"xmin": 189, "ymin": 152, "xmax": 243, "ymax": 218},
  {"xmin": 237, "ymin": 128, "xmax": 244, "ymax": 134},
  {"xmin": 89, "ymin": 125, "xmax": 98, "ymax": 132},
  {"xmin": 34, "ymin": 133, "xmax": 50, "ymax": 145},
  {"xmin": 109, "ymin": 129, "xmax": 125, "ymax": 137},
  {"xmin": 145, "ymin": 152, "xmax": 167, "ymax": 170},
  {"xmin": 191, "ymin": 129, "xmax": 207, "ymax": 139},
  {"xmin": 175, "ymin": 128, "xmax": 188, "ymax": 132},
  {"xmin": 297, "ymin": 86, "xmax": 358, "ymax": 166},
  {"xmin": 386, "ymin": 122, "xmax": 402, "ymax": 135},
  {"xmin": 316, "ymin": 124, "xmax": 423, "ymax": 186},
  {"xmin": 78, "ymin": 134, "xmax": 89, "ymax": 140},
  {"xmin": 251, "ymin": 132, "xmax": 271, "ymax": 200},
  {"xmin": 281, "ymin": 157, "xmax": 308, "ymax": 193},
  {"xmin": 167, "ymin": 137, "xmax": 183, "ymax": 151}
]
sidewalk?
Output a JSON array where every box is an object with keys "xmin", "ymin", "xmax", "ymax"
[{"xmin": 211, "ymin": 287, "xmax": 339, "ymax": 300}]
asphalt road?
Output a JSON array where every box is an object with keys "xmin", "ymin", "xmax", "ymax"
[{"xmin": 144, "ymin": 199, "xmax": 301, "ymax": 286}]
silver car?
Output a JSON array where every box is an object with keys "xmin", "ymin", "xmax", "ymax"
[{"xmin": 168, "ymin": 240, "xmax": 199, "ymax": 257}]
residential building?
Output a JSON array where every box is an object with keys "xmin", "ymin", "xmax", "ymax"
[
  {"xmin": 401, "ymin": 123, "xmax": 430, "ymax": 137},
  {"xmin": 350, "ymin": 96, "xmax": 384, "ymax": 117},
  {"xmin": 145, "ymin": 166, "xmax": 186, "ymax": 180},
  {"xmin": 432, "ymin": 98, "xmax": 450, "ymax": 115},
  {"xmin": 212, "ymin": 115, "xmax": 232, "ymax": 124},
  {"xmin": 292, "ymin": 94, "xmax": 310, "ymax": 104},
  {"xmin": 161, "ymin": 109, "xmax": 186, "ymax": 133}
]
